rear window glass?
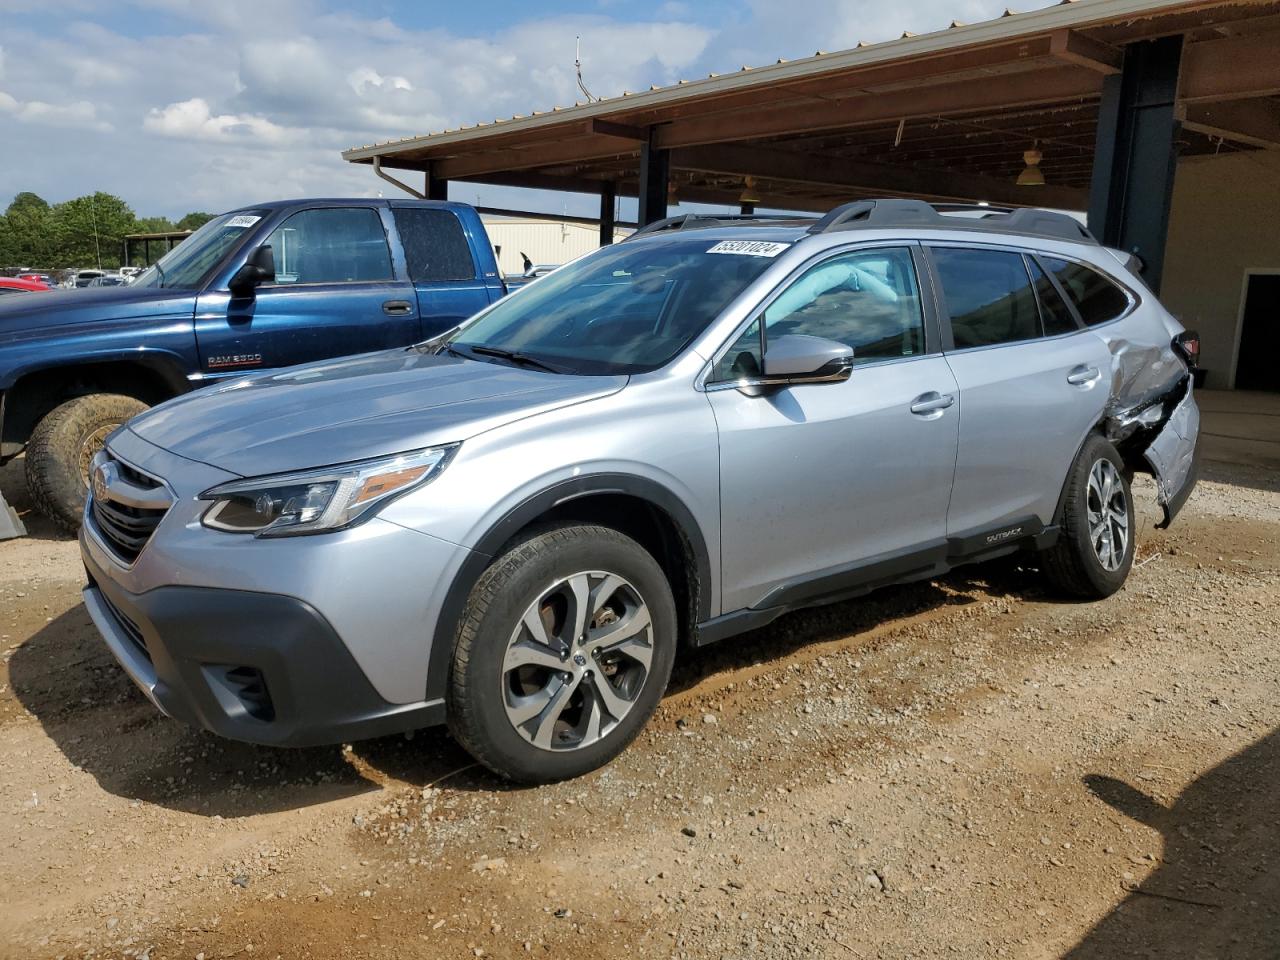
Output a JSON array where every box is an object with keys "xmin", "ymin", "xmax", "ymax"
[
  {"xmin": 393, "ymin": 208, "xmax": 476, "ymax": 282},
  {"xmin": 1041, "ymin": 257, "xmax": 1130, "ymax": 326},
  {"xmin": 931, "ymin": 248, "xmax": 1040, "ymax": 349}
]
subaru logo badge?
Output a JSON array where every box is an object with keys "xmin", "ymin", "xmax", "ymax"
[{"xmin": 91, "ymin": 461, "xmax": 116, "ymax": 504}]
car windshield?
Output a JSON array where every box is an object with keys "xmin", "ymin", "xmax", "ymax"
[
  {"xmin": 446, "ymin": 236, "xmax": 786, "ymax": 375},
  {"xmin": 131, "ymin": 210, "xmax": 268, "ymax": 290}
]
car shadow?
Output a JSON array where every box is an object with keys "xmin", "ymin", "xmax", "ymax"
[
  {"xmin": 9, "ymin": 553, "xmax": 1047, "ymax": 816},
  {"xmin": 1066, "ymin": 726, "xmax": 1280, "ymax": 958}
]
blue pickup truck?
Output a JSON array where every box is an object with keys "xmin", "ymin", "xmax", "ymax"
[{"xmin": 0, "ymin": 198, "xmax": 505, "ymax": 532}]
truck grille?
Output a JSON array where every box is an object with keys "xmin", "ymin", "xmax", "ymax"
[{"xmin": 88, "ymin": 451, "xmax": 173, "ymax": 564}]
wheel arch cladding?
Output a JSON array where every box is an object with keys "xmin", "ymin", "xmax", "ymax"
[{"xmin": 425, "ymin": 473, "xmax": 711, "ymax": 703}]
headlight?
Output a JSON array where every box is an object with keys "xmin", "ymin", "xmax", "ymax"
[{"xmin": 199, "ymin": 446, "xmax": 455, "ymax": 537}]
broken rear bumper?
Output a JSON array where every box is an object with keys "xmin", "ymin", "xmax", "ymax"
[{"xmin": 1143, "ymin": 381, "xmax": 1200, "ymax": 528}]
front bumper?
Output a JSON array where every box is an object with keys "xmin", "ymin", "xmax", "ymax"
[{"xmin": 82, "ymin": 545, "xmax": 445, "ymax": 746}]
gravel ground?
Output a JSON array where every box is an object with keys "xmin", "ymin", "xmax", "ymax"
[{"xmin": 1, "ymin": 455, "xmax": 1277, "ymax": 960}]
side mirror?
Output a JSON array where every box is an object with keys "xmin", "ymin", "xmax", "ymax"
[
  {"xmin": 229, "ymin": 245, "xmax": 275, "ymax": 297},
  {"xmin": 761, "ymin": 334, "xmax": 854, "ymax": 382}
]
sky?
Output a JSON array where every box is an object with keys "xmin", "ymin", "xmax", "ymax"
[{"xmin": 0, "ymin": 0, "xmax": 1058, "ymax": 220}]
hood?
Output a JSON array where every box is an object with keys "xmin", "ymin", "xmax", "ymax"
[
  {"xmin": 127, "ymin": 348, "xmax": 627, "ymax": 476},
  {"xmin": 0, "ymin": 286, "xmax": 195, "ymax": 337}
]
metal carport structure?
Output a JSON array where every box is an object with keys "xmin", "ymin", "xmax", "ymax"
[{"xmin": 343, "ymin": 0, "xmax": 1280, "ymax": 314}]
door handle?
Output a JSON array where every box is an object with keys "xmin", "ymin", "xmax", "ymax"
[
  {"xmin": 1066, "ymin": 364, "xmax": 1101, "ymax": 386},
  {"xmin": 382, "ymin": 299, "xmax": 413, "ymax": 316},
  {"xmin": 910, "ymin": 391, "xmax": 955, "ymax": 415}
]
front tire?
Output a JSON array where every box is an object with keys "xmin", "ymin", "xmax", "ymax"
[
  {"xmin": 1041, "ymin": 434, "xmax": 1135, "ymax": 599},
  {"xmin": 24, "ymin": 394, "xmax": 148, "ymax": 534},
  {"xmin": 447, "ymin": 524, "xmax": 677, "ymax": 784}
]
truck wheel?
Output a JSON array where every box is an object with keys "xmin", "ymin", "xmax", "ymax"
[
  {"xmin": 25, "ymin": 394, "xmax": 148, "ymax": 535},
  {"xmin": 1041, "ymin": 433, "xmax": 1135, "ymax": 599},
  {"xmin": 447, "ymin": 524, "xmax": 677, "ymax": 783}
]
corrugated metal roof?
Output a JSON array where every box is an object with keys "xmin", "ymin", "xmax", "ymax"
[{"xmin": 341, "ymin": 0, "xmax": 1203, "ymax": 161}]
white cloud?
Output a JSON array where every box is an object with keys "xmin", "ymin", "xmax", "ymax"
[
  {"xmin": 0, "ymin": 89, "xmax": 110, "ymax": 131},
  {"xmin": 143, "ymin": 97, "xmax": 294, "ymax": 143}
]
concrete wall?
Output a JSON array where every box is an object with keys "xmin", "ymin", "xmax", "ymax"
[
  {"xmin": 482, "ymin": 217, "xmax": 631, "ymax": 278},
  {"xmin": 1162, "ymin": 149, "xmax": 1280, "ymax": 389}
]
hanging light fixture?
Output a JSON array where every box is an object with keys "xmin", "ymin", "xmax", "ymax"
[
  {"xmin": 738, "ymin": 175, "xmax": 761, "ymax": 205},
  {"xmin": 1017, "ymin": 145, "xmax": 1045, "ymax": 186}
]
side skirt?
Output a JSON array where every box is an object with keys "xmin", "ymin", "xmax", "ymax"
[{"xmin": 694, "ymin": 516, "xmax": 1055, "ymax": 648}]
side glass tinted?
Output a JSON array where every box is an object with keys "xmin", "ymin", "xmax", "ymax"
[
  {"xmin": 265, "ymin": 207, "xmax": 392, "ymax": 284},
  {"xmin": 1041, "ymin": 257, "xmax": 1130, "ymax": 326},
  {"xmin": 932, "ymin": 248, "xmax": 1039, "ymax": 348},
  {"xmin": 761, "ymin": 247, "xmax": 924, "ymax": 362},
  {"xmin": 393, "ymin": 208, "xmax": 476, "ymax": 282},
  {"xmin": 1028, "ymin": 257, "xmax": 1079, "ymax": 336}
]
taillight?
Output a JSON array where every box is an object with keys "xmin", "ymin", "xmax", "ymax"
[{"xmin": 1174, "ymin": 330, "xmax": 1200, "ymax": 367}]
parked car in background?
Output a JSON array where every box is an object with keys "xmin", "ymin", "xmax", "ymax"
[
  {"xmin": 17, "ymin": 273, "xmax": 55, "ymax": 287},
  {"xmin": 77, "ymin": 199, "xmax": 1200, "ymax": 784},
  {"xmin": 0, "ymin": 198, "xmax": 505, "ymax": 531},
  {"xmin": 86, "ymin": 274, "xmax": 129, "ymax": 287},
  {"xmin": 71, "ymin": 269, "xmax": 107, "ymax": 288},
  {"xmin": 0, "ymin": 277, "xmax": 51, "ymax": 295}
]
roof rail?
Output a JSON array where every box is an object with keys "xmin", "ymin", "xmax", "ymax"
[
  {"xmin": 808, "ymin": 198, "xmax": 1095, "ymax": 244},
  {"xmin": 624, "ymin": 212, "xmax": 810, "ymax": 241}
]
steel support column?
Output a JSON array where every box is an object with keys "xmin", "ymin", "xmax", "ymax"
[
  {"xmin": 599, "ymin": 181, "xmax": 617, "ymax": 246},
  {"xmin": 1087, "ymin": 35, "xmax": 1183, "ymax": 293},
  {"xmin": 426, "ymin": 162, "xmax": 449, "ymax": 201},
  {"xmin": 637, "ymin": 133, "xmax": 669, "ymax": 226}
]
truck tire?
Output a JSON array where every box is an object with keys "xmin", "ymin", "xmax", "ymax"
[
  {"xmin": 25, "ymin": 394, "xmax": 148, "ymax": 535},
  {"xmin": 448, "ymin": 523, "xmax": 677, "ymax": 783},
  {"xmin": 1041, "ymin": 433, "xmax": 1135, "ymax": 599}
]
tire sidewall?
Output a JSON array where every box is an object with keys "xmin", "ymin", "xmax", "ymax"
[
  {"xmin": 1066, "ymin": 436, "xmax": 1135, "ymax": 596},
  {"xmin": 25, "ymin": 394, "xmax": 148, "ymax": 533},
  {"xmin": 452, "ymin": 527, "xmax": 677, "ymax": 783}
]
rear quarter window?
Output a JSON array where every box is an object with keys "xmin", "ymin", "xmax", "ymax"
[
  {"xmin": 393, "ymin": 208, "xmax": 476, "ymax": 282},
  {"xmin": 1041, "ymin": 257, "xmax": 1131, "ymax": 326}
]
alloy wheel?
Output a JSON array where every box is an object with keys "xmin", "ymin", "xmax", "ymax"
[
  {"xmin": 501, "ymin": 571, "xmax": 654, "ymax": 751},
  {"xmin": 1087, "ymin": 458, "xmax": 1129, "ymax": 572}
]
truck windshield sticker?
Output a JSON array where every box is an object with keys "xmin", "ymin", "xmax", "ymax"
[
  {"xmin": 225, "ymin": 215, "xmax": 261, "ymax": 228},
  {"xmin": 706, "ymin": 240, "xmax": 790, "ymax": 258}
]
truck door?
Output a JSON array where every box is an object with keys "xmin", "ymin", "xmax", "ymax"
[
  {"xmin": 194, "ymin": 205, "xmax": 419, "ymax": 376},
  {"xmin": 390, "ymin": 205, "xmax": 498, "ymax": 339}
]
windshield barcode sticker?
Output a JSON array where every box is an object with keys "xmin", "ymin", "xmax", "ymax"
[
  {"xmin": 706, "ymin": 240, "xmax": 790, "ymax": 258},
  {"xmin": 225, "ymin": 215, "xmax": 261, "ymax": 228}
]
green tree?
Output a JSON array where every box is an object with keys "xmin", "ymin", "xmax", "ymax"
[
  {"xmin": 50, "ymin": 192, "xmax": 136, "ymax": 269},
  {"xmin": 134, "ymin": 216, "xmax": 176, "ymax": 234},
  {"xmin": 177, "ymin": 211, "xmax": 215, "ymax": 231},
  {"xmin": 1, "ymin": 192, "xmax": 55, "ymax": 267}
]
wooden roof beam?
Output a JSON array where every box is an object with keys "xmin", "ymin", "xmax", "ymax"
[
  {"xmin": 654, "ymin": 67, "xmax": 1103, "ymax": 149},
  {"xmin": 1177, "ymin": 98, "xmax": 1280, "ymax": 148},
  {"xmin": 1180, "ymin": 31, "xmax": 1280, "ymax": 102},
  {"xmin": 1049, "ymin": 29, "xmax": 1122, "ymax": 74}
]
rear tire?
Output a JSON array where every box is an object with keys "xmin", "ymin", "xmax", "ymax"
[
  {"xmin": 447, "ymin": 523, "xmax": 677, "ymax": 784},
  {"xmin": 24, "ymin": 394, "xmax": 148, "ymax": 535},
  {"xmin": 1041, "ymin": 433, "xmax": 1135, "ymax": 599}
]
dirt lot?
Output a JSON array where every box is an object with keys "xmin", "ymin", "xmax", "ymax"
[{"xmin": 1, "ymin": 453, "xmax": 1277, "ymax": 960}]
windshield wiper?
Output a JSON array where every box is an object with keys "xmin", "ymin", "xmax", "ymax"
[{"xmin": 450, "ymin": 343, "xmax": 573, "ymax": 374}]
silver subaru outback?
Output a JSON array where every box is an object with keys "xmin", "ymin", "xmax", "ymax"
[{"xmin": 80, "ymin": 200, "xmax": 1200, "ymax": 783}]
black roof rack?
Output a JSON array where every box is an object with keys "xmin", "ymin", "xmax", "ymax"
[
  {"xmin": 808, "ymin": 199, "xmax": 1095, "ymax": 244},
  {"xmin": 624, "ymin": 212, "xmax": 812, "ymax": 241}
]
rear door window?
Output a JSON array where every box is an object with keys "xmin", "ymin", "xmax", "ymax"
[
  {"xmin": 1028, "ymin": 257, "xmax": 1080, "ymax": 336},
  {"xmin": 931, "ymin": 248, "xmax": 1039, "ymax": 348},
  {"xmin": 393, "ymin": 207, "xmax": 477, "ymax": 282},
  {"xmin": 1040, "ymin": 257, "xmax": 1131, "ymax": 326}
]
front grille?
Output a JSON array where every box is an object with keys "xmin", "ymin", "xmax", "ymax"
[
  {"xmin": 101, "ymin": 592, "xmax": 151, "ymax": 663},
  {"xmin": 88, "ymin": 451, "xmax": 172, "ymax": 564}
]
